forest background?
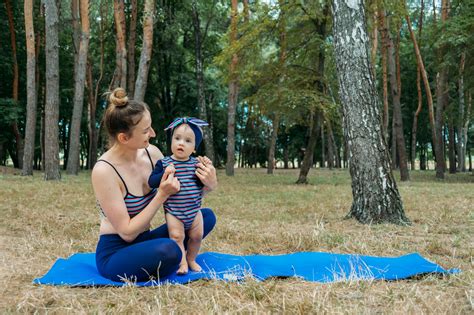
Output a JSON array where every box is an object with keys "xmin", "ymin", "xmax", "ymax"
[{"xmin": 1, "ymin": 0, "xmax": 473, "ymax": 181}]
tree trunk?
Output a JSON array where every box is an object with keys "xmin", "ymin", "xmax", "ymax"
[
  {"xmin": 226, "ymin": 0, "xmax": 239, "ymax": 176},
  {"xmin": 113, "ymin": 0, "xmax": 127, "ymax": 89},
  {"xmin": 463, "ymin": 92, "xmax": 472, "ymax": 172},
  {"xmin": 87, "ymin": 1, "xmax": 107, "ymax": 169},
  {"xmin": 267, "ymin": 114, "xmax": 280, "ymax": 174},
  {"xmin": 5, "ymin": 0, "xmax": 24, "ymax": 169},
  {"xmin": 434, "ymin": 0, "xmax": 450, "ymax": 179},
  {"xmin": 380, "ymin": 11, "xmax": 409, "ymax": 181},
  {"xmin": 268, "ymin": 0, "xmax": 287, "ymax": 175},
  {"xmin": 44, "ymin": 0, "xmax": 61, "ymax": 180},
  {"xmin": 296, "ymin": 111, "xmax": 320, "ymax": 184},
  {"xmin": 71, "ymin": 0, "xmax": 80, "ymax": 66},
  {"xmin": 327, "ymin": 120, "xmax": 336, "ymax": 169},
  {"xmin": 283, "ymin": 135, "xmax": 289, "ymax": 169},
  {"xmin": 378, "ymin": 10, "xmax": 389, "ymax": 143},
  {"xmin": 456, "ymin": 52, "xmax": 465, "ymax": 171},
  {"xmin": 40, "ymin": 85, "xmax": 46, "ymax": 171},
  {"xmin": 391, "ymin": 116, "xmax": 397, "ymax": 169},
  {"xmin": 191, "ymin": 0, "xmax": 215, "ymax": 163},
  {"xmin": 448, "ymin": 119, "xmax": 456, "ymax": 173},
  {"xmin": 405, "ymin": 12, "xmax": 440, "ymax": 175},
  {"xmin": 134, "ymin": 0, "xmax": 154, "ymax": 101},
  {"xmin": 370, "ymin": 11, "xmax": 378, "ymax": 74},
  {"xmin": 327, "ymin": 118, "xmax": 341, "ymax": 168},
  {"xmin": 420, "ymin": 147, "xmax": 426, "ymax": 170},
  {"xmin": 411, "ymin": 4, "xmax": 424, "ymax": 171},
  {"xmin": 22, "ymin": 0, "xmax": 37, "ymax": 176},
  {"xmin": 411, "ymin": 65, "xmax": 422, "ymax": 170},
  {"xmin": 332, "ymin": 0, "xmax": 409, "ymax": 225},
  {"xmin": 86, "ymin": 62, "xmax": 97, "ymax": 169},
  {"xmin": 319, "ymin": 120, "xmax": 325, "ymax": 168},
  {"xmin": 127, "ymin": 0, "xmax": 138, "ymax": 97},
  {"xmin": 67, "ymin": 0, "xmax": 90, "ymax": 175},
  {"xmin": 468, "ymin": 148, "xmax": 472, "ymax": 172}
]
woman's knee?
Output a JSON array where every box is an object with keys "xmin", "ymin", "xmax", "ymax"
[
  {"xmin": 201, "ymin": 208, "xmax": 216, "ymax": 236},
  {"xmin": 153, "ymin": 239, "xmax": 182, "ymax": 263}
]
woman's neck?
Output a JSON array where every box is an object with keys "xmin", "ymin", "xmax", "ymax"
[{"xmin": 109, "ymin": 143, "xmax": 140, "ymax": 163}]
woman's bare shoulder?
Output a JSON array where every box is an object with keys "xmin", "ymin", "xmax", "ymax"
[
  {"xmin": 146, "ymin": 144, "xmax": 164, "ymax": 163},
  {"xmin": 92, "ymin": 159, "xmax": 115, "ymax": 180}
]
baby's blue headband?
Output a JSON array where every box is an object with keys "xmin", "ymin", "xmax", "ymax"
[{"xmin": 164, "ymin": 117, "xmax": 208, "ymax": 150}]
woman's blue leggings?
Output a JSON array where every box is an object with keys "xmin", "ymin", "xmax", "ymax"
[{"xmin": 95, "ymin": 208, "xmax": 216, "ymax": 282}]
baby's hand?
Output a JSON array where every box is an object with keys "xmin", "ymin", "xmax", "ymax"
[
  {"xmin": 197, "ymin": 156, "xmax": 212, "ymax": 166},
  {"xmin": 165, "ymin": 163, "xmax": 176, "ymax": 174}
]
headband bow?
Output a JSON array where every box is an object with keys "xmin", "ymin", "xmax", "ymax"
[
  {"xmin": 164, "ymin": 117, "xmax": 209, "ymax": 131},
  {"xmin": 164, "ymin": 117, "xmax": 209, "ymax": 150}
]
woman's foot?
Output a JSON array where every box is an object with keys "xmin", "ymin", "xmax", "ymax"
[
  {"xmin": 176, "ymin": 262, "xmax": 188, "ymax": 275},
  {"xmin": 188, "ymin": 260, "xmax": 202, "ymax": 272}
]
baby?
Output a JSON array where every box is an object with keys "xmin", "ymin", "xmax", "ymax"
[{"xmin": 148, "ymin": 117, "xmax": 212, "ymax": 274}]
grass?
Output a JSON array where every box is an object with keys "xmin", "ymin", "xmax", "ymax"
[{"xmin": 1, "ymin": 166, "xmax": 473, "ymax": 313}]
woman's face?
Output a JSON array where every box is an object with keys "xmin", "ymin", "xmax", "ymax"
[
  {"xmin": 171, "ymin": 124, "xmax": 195, "ymax": 161},
  {"xmin": 128, "ymin": 110, "xmax": 156, "ymax": 148}
]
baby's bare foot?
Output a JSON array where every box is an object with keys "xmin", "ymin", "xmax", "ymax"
[
  {"xmin": 176, "ymin": 262, "xmax": 188, "ymax": 275},
  {"xmin": 188, "ymin": 260, "xmax": 202, "ymax": 272}
]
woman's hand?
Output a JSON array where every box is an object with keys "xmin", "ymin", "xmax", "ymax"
[
  {"xmin": 196, "ymin": 156, "xmax": 218, "ymax": 191},
  {"xmin": 159, "ymin": 164, "xmax": 180, "ymax": 198}
]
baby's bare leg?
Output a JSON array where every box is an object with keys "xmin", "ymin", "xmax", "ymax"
[
  {"xmin": 166, "ymin": 213, "xmax": 188, "ymax": 274},
  {"xmin": 186, "ymin": 211, "xmax": 203, "ymax": 272}
]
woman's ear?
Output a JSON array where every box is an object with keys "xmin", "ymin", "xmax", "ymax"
[{"xmin": 117, "ymin": 132, "xmax": 129, "ymax": 144}]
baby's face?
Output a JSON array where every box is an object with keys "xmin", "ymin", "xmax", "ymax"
[{"xmin": 171, "ymin": 124, "xmax": 195, "ymax": 161}]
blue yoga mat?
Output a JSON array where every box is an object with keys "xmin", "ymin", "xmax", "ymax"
[{"xmin": 33, "ymin": 251, "xmax": 459, "ymax": 287}]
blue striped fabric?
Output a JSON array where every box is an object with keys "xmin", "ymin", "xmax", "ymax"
[
  {"xmin": 96, "ymin": 151, "xmax": 157, "ymax": 219},
  {"xmin": 98, "ymin": 188, "xmax": 157, "ymax": 219},
  {"xmin": 124, "ymin": 188, "xmax": 157, "ymax": 217},
  {"xmin": 162, "ymin": 156, "xmax": 202, "ymax": 229}
]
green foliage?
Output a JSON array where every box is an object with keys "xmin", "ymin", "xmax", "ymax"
[
  {"xmin": 0, "ymin": 98, "xmax": 23, "ymax": 132},
  {"xmin": 1, "ymin": 0, "xmax": 473, "ymax": 170}
]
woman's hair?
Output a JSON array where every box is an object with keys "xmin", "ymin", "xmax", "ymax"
[{"xmin": 103, "ymin": 88, "xmax": 150, "ymax": 145}]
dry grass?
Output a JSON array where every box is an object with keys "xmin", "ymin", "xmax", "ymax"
[{"xmin": 1, "ymin": 167, "xmax": 473, "ymax": 314}]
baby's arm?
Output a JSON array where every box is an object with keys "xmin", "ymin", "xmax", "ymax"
[{"xmin": 148, "ymin": 160, "xmax": 165, "ymax": 188}]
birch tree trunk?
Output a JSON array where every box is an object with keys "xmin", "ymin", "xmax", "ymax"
[
  {"xmin": 44, "ymin": 0, "xmax": 61, "ymax": 180},
  {"xmin": 134, "ymin": 0, "xmax": 154, "ymax": 102},
  {"xmin": 378, "ymin": 10, "xmax": 389, "ymax": 143},
  {"xmin": 22, "ymin": 0, "xmax": 37, "ymax": 176},
  {"xmin": 226, "ymin": 0, "xmax": 239, "ymax": 176},
  {"xmin": 67, "ymin": 0, "xmax": 90, "ymax": 175},
  {"xmin": 332, "ymin": 0, "xmax": 409, "ymax": 224}
]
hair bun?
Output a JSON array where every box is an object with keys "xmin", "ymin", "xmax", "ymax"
[{"xmin": 109, "ymin": 88, "xmax": 129, "ymax": 107}]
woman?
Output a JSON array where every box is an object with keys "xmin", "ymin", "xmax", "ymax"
[{"xmin": 92, "ymin": 88, "xmax": 217, "ymax": 282}]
